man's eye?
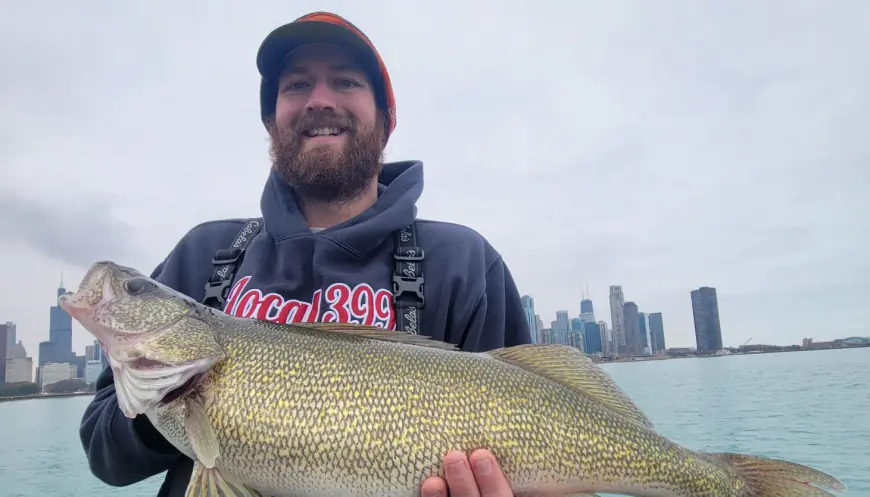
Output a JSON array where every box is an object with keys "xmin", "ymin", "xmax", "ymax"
[
  {"xmin": 283, "ymin": 81, "xmax": 307, "ymax": 92},
  {"xmin": 337, "ymin": 79, "xmax": 360, "ymax": 88}
]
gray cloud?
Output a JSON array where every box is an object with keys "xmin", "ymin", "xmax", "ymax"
[
  {"xmin": 0, "ymin": 1, "xmax": 868, "ymax": 362},
  {"xmin": 0, "ymin": 190, "xmax": 140, "ymax": 268}
]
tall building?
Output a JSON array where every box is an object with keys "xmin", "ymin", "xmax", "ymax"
[
  {"xmin": 597, "ymin": 321, "xmax": 611, "ymax": 354},
  {"xmin": 49, "ymin": 285, "xmax": 74, "ymax": 364},
  {"xmin": 583, "ymin": 321, "xmax": 603, "ymax": 355},
  {"xmin": 521, "ymin": 295, "xmax": 538, "ymax": 343},
  {"xmin": 648, "ymin": 312, "xmax": 666, "ymax": 353},
  {"xmin": 38, "ymin": 341, "xmax": 56, "ymax": 367},
  {"xmin": 521, "ymin": 295, "xmax": 538, "ymax": 344},
  {"xmin": 638, "ymin": 312, "xmax": 651, "ymax": 354},
  {"xmin": 554, "ymin": 311, "xmax": 569, "ymax": 345},
  {"xmin": 4, "ymin": 322, "xmax": 15, "ymax": 358},
  {"xmin": 93, "ymin": 340, "xmax": 109, "ymax": 369},
  {"xmin": 540, "ymin": 328, "xmax": 554, "ymax": 345},
  {"xmin": 569, "ymin": 318, "xmax": 585, "ymax": 351},
  {"xmin": 580, "ymin": 299, "xmax": 595, "ymax": 323},
  {"xmin": 691, "ymin": 287, "xmax": 723, "ymax": 353},
  {"xmin": 0, "ymin": 324, "xmax": 8, "ymax": 383},
  {"xmin": 622, "ymin": 301, "xmax": 641, "ymax": 356},
  {"xmin": 609, "ymin": 286, "xmax": 626, "ymax": 354},
  {"xmin": 85, "ymin": 360, "xmax": 103, "ymax": 385}
]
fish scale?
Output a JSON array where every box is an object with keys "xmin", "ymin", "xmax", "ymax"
[{"xmin": 60, "ymin": 261, "xmax": 848, "ymax": 497}]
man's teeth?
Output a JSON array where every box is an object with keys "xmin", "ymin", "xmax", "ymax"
[{"xmin": 306, "ymin": 127, "xmax": 343, "ymax": 137}]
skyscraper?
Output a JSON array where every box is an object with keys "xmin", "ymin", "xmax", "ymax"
[
  {"xmin": 638, "ymin": 312, "xmax": 650, "ymax": 353},
  {"xmin": 622, "ymin": 301, "xmax": 641, "ymax": 356},
  {"xmin": 49, "ymin": 285, "xmax": 73, "ymax": 364},
  {"xmin": 691, "ymin": 287, "xmax": 723, "ymax": 353},
  {"xmin": 521, "ymin": 295, "xmax": 538, "ymax": 344},
  {"xmin": 555, "ymin": 311, "xmax": 569, "ymax": 345},
  {"xmin": 648, "ymin": 312, "xmax": 666, "ymax": 353},
  {"xmin": 580, "ymin": 298, "xmax": 595, "ymax": 323},
  {"xmin": 4, "ymin": 322, "xmax": 15, "ymax": 358},
  {"xmin": 609, "ymin": 286, "xmax": 626, "ymax": 354},
  {"xmin": 649, "ymin": 312, "xmax": 666, "ymax": 354},
  {"xmin": 597, "ymin": 321, "xmax": 611, "ymax": 354},
  {"xmin": 583, "ymin": 321, "xmax": 602, "ymax": 355},
  {"xmin": 569, "ymin": 318, "xmax": 585, "ymax": 350}
]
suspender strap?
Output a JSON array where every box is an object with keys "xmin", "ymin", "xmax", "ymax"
[
  {"xmin": 392, "ymin": 224, "xmax": 424, "ymax": 335},
  {"xmin": 202, "ymin": 218, "xmax": 263, "ymax": 310}
]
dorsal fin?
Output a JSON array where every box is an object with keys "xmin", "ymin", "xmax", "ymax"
[
  {"xmin": 486, "ymin": 344, "xmax": 655, "ymax": 430},
  {"xmin": 295, "ymin": 322, "xmax": 459, "ymax": 352}
]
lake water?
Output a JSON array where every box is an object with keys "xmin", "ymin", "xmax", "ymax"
[{"xmin": 1, "ymin": 347, "xmax": 867, "ymax": 496}]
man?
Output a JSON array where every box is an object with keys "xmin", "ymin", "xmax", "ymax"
[{"xmin": 79, "ymin": 11, "xmax": 530, "ymax": 497}]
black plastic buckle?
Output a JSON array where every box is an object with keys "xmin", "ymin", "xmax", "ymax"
[
  {"xmin": 394, "ymin": 247, "xmax": 424, "ymax": 261},
  {"xmin": 392, "ymin": 275, "xmax": 425, "ymax": 305},
  {"xmin": 203, "ymin": 279, "xmax": 233, "ymax": 305},
  {"xmin": 212, "ymin": 248, "xmax": 242, "ymax": 266}
]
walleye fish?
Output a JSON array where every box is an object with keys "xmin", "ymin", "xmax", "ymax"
[{"xmin": 61, "ymin": 260, "xmax": 847, "ymax": 497}]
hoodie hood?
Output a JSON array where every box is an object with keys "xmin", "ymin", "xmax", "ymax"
[{"xmin": 260, "ymin": 160, "xmax": 423, "ymax": 256}]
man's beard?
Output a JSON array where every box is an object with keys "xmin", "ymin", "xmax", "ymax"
[{"xmin": 267, "ymin": 110, "xmax": 385, "ymax": 204}]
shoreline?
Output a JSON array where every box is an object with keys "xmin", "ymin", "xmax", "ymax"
[
  {"xmin": 596, "ymin": 344, "xmax": 869, "ymax": 364},
  {"xmin": 0, "ymin": 391, "xmax": 95, "ymax": 403}
]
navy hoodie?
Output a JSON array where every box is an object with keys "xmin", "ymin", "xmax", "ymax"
[{"xmin": 79, "ymin": 160, "xmax": 531, "ymax": 496}]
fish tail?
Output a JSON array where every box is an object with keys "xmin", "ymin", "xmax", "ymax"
[{"xmin": 708, "ymin": 453, "xmax": 847, "ymax": 496}]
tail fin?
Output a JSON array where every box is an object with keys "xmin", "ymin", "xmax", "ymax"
[{"xmin": 709, "ymin": 453, "xmax": 846, "ymax": 496}]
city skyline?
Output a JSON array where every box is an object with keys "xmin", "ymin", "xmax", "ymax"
[
  {"xmin": 520, "ymin": 285, "xmax": 728, "ymax": 356},
  {"xmin": 0, "ymin": 279, "xmax": 107, "ymax": 388},
  {"xmin": 3, "ymin": 270, "xmax": 866, "ymax": 370},
  {"xmin": 2, "ymin": 3, "xmax": 868, "ymax": 362}
]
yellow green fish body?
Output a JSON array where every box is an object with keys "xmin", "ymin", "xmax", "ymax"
[{"xmin": 60, "ymin": 261, "xmax": 847, "ymax": 497}]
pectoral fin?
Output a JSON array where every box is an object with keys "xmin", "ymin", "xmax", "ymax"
[
  {"xmin": 185, "ymin": 397, "xmax": 221, "ymax": 468},
  {"xmin": 485, "ymin": 344, "xmax": 655, "ymax": 430},
  {"xmin": 185, "ymin": 462, "xmax": 262, "ymax": 497}
]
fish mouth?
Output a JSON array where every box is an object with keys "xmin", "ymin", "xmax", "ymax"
[{"xmin": 58, "ymin": 262, "xmax": 114, "ymax": 317}]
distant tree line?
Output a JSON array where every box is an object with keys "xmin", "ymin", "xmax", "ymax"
[
  {"xmin": 0, "ymin": 382, "xmax": 39, "ymax": 397},
  {"xmin": 0, "ymin": 379, "xmax": 97, "ymax": 397},
  {"xmin": 43, "ymin": 378, "xmax": 89, "ymax": 394}
]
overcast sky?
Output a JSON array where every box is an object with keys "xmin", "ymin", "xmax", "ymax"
[{"xmin": 1, "ymin": 1, "xmax": 868, "ymax": 362}]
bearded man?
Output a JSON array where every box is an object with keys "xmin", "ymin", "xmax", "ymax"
[{"xmin": 79, "ymin": 11, "xmax": 529, "ymax": 497}]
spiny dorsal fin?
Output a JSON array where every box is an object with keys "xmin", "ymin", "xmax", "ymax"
[
  {"xmin": 296, "ymin": 322, "xmax": 460, "ymax": 351},
  {"xmin": 485, "ymin": 344, "xmax": 655, "ymax": 430}
]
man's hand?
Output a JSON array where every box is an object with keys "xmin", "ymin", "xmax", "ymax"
[{"xmin": 421, "ymin": 449, "xmax": 513, "ymax": 497}]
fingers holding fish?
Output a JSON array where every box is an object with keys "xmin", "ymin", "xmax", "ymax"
[
  {"xmin": 420, "ymin": 450, "xmax": 514, "ymax": 497},
  {"xmin": 467, "ymin": 449, "xmax": 514, "ymax": 497}
]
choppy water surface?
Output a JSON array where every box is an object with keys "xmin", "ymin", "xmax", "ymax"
[{"xmin": 1, "ymin": 347, "xmax": 867, "ymax": 496}]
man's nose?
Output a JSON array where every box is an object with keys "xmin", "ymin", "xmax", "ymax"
[{"xmin": 305, "ymin": 81, "xmax": 337, "ymax": 113}]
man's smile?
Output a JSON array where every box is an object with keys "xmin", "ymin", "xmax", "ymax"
[{"xmin": 303, "ymin": 126, "xmax": 347, "ymax": 137}]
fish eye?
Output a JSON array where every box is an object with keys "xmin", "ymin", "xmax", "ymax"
[{"xmin": 124, "ymin": 277, "xmax": 155, "ymax": 295}]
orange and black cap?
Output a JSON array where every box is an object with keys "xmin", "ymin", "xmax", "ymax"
[{"xmin": 256, "ymin": 12, "xmax": 396, "ymax": 140}]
